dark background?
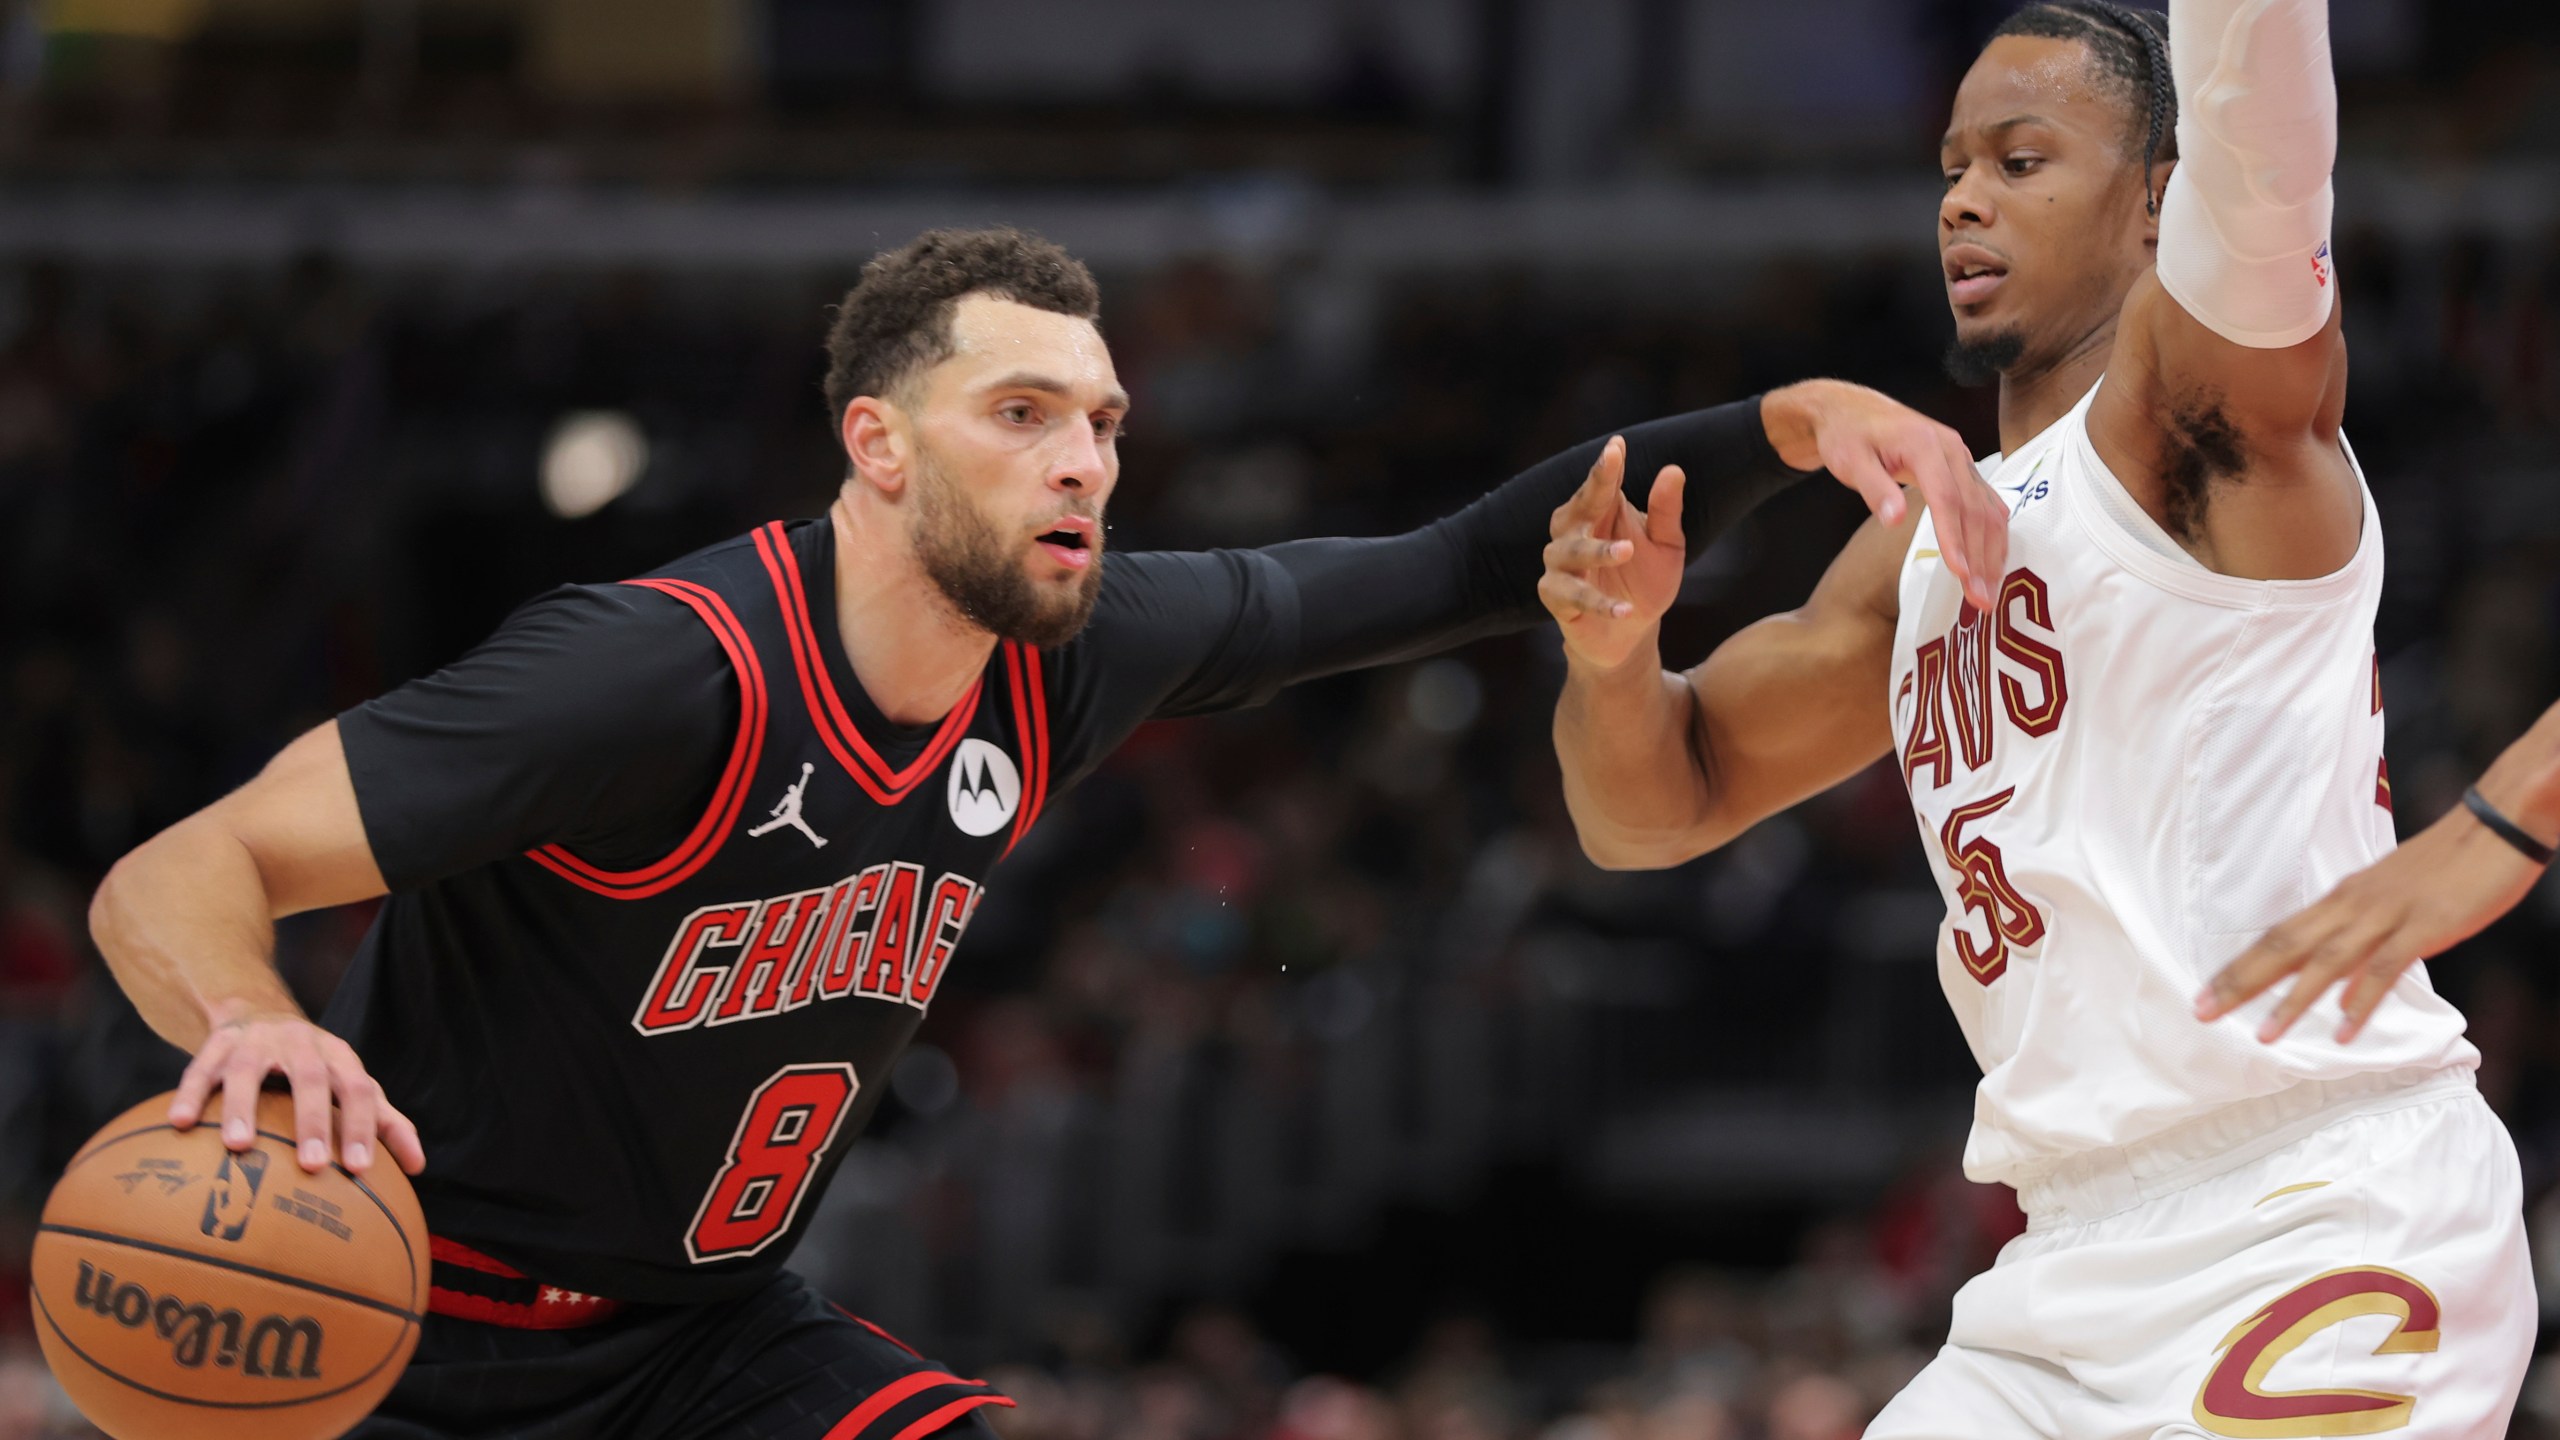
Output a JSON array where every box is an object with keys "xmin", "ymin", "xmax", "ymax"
[{"xmin": 6, "ymin": 1, "xmax": 2560, "ymax": 1436}]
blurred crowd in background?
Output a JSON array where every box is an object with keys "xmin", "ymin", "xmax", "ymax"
[{"xmin": 6, "ymin": 0, "xmax": 2560, "ymax": 1437}]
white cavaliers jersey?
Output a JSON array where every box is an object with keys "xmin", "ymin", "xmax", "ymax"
[{"xmin": 1891, "ymin": 382, "xmax": 2477, "ymax": 1189}]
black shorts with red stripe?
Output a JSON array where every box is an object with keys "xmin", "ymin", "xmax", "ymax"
[{"xmin": 352, "ymin": 1261, "xmax": 1009, "ymax": 1440}]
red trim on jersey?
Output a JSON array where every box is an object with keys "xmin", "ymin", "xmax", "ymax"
[
  {"xmin": 999, "ymin": 641, "xmax": 1053, "ymax": 858},
  {"xmin": 889, "ymin": 1395, "xmax": 1015, "ymax": 1439},
  {"xmin": 426, "ymin": 1236, "xmax": 624, "ymax": 1328},
  {"xmin": 833, "ymin": 1303, "xmax": 924, "ymax": 1359},
  {"xmin": 525, "ymin": 577, "xmax": 768, "ymax": 900},
  {"xmin": 427, "ymin": 1284, "xmax": 624, "ymax": 1329},
  {"xmin": 753, "ymin": 521, "xmax": 982, "ymax": 805},
  {"xmin": 429, "ymin": 1237, "xmax": 523, "ymax": 1277},
  {"xmin": 822, "ymin": 1371, "xmax": 1003, "ymax": 1440}
]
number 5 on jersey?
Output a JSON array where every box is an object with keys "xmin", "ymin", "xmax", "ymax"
[{"xmin": 686, "ymin": 1063, "xmax": 859, "ymax": 1263}]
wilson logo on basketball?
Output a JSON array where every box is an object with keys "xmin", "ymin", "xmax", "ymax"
[
  {"xmin": 198, "ymin": 1148, "xmax": 266, "ymax": 1243},
  {"xmin": 71, "ymin": 1259, "xmax": 324, "ymax": 1379}
]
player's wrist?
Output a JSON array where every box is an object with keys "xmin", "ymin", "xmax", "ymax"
[
  {"xmin": 1561, "ymin": 624, "xmax": 1663, "ymax": 682},
  {"xmin": 1759, "ymin": 382, "xmax": 1841, "ymax": 474},
  {"xmin": 201, "ymin": 994, "xmax": 309, "ymax": 1034}
]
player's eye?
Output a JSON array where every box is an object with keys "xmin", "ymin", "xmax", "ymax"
[
  {"xmin": 1094, "ymin": 415, "xmax": 1122, "ymax": 440},
  {"xmin": 1000, "ymin": 402, "xmax": 1037, "ymax": 425},
  {"xmin": 2002, "ymin": 154, "xmax": 2042, "ymax": 177},
  {"xmin": 1942, "ymin": 166, "xmax": 1966, "ymax": 190}
]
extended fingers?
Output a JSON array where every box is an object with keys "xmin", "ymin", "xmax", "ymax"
[
  {"xmin": 171, "ymin": 1029, "xmax": 236, "ymax": 1129},
  {"xmin": 288, "ymin": 1048, "xmax": 335, "ymax": 1172},
  {"xmin": 1942, "ymin": 431, "xmax": 2007, "ymax": 605},
  {"xmin": 1645, "ymin": 466, "xmax": 1686, "ymax": 549},
  {"xmin": 327, "ymin": 1045, "xmax": 382, "ymax": 1174},
  {"xmin": 1830, "ymin": 444, "xmax": 1905, "ymax": 529},
  {"xmin": 378, "ymin": 1100, "xmax": 428, "ymax": 1176},
  {"xmin": 2334, "ymin": 938, "xmax": 2421, "ymax": 1043},
  {"xmin": 218, "ymin": 1056, "xmax": 266, "ymax": 1152},
  {"xmin": 1539, "ymin": 570, "xmax": 1633, "ymax": 621},
  {"xmin": 1554, "ymin": 437, "xmax": 1628, "ymax": 538},
  {"xmin": 1545, "ymin": 534, "xmax": 1634, "ymax": 572}
]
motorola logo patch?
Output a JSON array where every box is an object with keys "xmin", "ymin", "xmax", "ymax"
[{"xmin": 946, "ymin": 738, "xmax": 1020, "ymax": 837}]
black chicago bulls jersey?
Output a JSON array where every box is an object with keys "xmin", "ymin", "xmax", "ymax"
[
  {"xmin": 328, "ymin": 518, "xmax": 1297, "ymax": 1304},
  {"xmin": 322, "ymin": 403, "xmax": 1807, "ymax": 1308}
]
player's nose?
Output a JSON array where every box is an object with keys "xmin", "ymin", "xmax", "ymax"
[
  {"xmin": 1941, "ymin": 168, "xmax": 1995, "ymax": 233},
  {"xmin": 1047, "ymin": 427, "xmax": 1107, "ymax": 494}
]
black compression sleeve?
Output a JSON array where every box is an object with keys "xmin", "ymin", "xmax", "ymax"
[{"xmin": 1267, "ymin": 397, "xmax": 1809, "ymax": 682}]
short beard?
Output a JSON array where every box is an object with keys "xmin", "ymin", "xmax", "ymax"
[
  {"xmin": 911, "ymin": 452, "xmax": 1104, "ymax": 650},
  {"xmin": 1943, "ymin": 329, "xmax": 2027, "ymax": 388}
]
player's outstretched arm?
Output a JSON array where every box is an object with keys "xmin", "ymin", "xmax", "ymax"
[
  {"xmin": 1255, "ymin": 379, "xmax": 1996, "ymax": 693},
  {"xmin": 89, "ymin": 721, "xmax": 422, "ymax": 1176},
  {"xmin": 2093, "ymin": 0, "xmax": 2356, "ymax": 581},
  {"xmin": 2199, "ymin": 700, "xmax": 2560, "ymax": 1042},
  {"xmin": 1546, "ymin": 439, "xmax": 1910, "ymax": 869}
]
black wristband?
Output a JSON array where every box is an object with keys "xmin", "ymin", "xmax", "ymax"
[{"xmin": 2462, "ymin": 785, "xmax": 2554, "ymax": 866}]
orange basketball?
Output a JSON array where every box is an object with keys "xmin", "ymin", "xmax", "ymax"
[{"xmin": 29, "ymin": 1089, "xmax": 430, "ymax": 1440}]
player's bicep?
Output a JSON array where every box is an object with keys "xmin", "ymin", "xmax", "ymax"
[
  {"xmin": 1683, "ymin": 513, "xmax": 1905, "ymax": 838},
  {"xmin": 199, "ymin": 722, "xmax": 390, "ymax": 919},
  {"xmin": 2122, "ymin": 272, "xmax": 2347, "ymax": 449}
]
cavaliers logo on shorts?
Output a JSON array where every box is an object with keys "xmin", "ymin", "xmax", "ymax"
[{"xmin": 2192, "ymin": 1267, "xmax": 2441, "ymax": 1438}]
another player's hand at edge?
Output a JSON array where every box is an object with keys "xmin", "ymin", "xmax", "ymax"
[
  {"xmin": 1539, "ymin": 436, "xmax": 1686, "ymax": 673},
  {"xmin": 1762, "ymin": 379, "xmax": 2007, "ymax": 612},
  {"xmin": 2196, "ymin": 791, "xmax": 2547, "ymax": 1045},
  {"xmin": 169, "ymin": 1001, "xmax": 425, "ymax": 1177}
]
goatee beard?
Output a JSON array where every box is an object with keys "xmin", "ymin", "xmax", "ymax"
[
  {"xmin": 912, "ymin": 456, "xmax": 1104, "ymax": 650},
  {"xmin": 1943, "ymin": 329, "xmax": 2027, "ymax": 388}
]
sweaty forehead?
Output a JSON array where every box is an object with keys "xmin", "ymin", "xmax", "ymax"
[
  {"xmin": 1945, "ymin": 34, "xmax": 2114, "ymax": 146},
  {"xmin": 944, "ymin": 293, "xmax": 1117, "ymax": 393}
]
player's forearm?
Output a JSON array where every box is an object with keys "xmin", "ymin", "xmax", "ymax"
[
  {"xmin": 2471, "ymin": 698, "xmax": 2560, "ymax": 847},
  {"xmin": 1555, "ymin": 635, "xmax": 1720, "ymax": 869},
  {"xmin": 1266, "ymin": 400, "xmax": 1808, "ymax": 683},
  {"xmin": 2158, "ymin": 0, "xmax": 2338, "ymax": 349},
  {"xmin": 91, "ymin": 816, "xmax": 302, "ymax": 1052}
]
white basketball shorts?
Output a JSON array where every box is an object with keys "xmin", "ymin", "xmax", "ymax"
[{"xmin": 1868, "ymin": 1071, "xmax": 2532, "ymax": 1439}]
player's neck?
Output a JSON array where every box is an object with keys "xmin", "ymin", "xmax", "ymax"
[
  {"xmin": 827, "ymin": 499, "xmax": 998, "ymax": 727},
  {"xmin": 1995, "ymin": 318, "xmax": 2115, "ymax": 453}
]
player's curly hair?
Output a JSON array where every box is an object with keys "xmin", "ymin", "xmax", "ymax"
[
  {"xmin": 1991, "ymin": 1, "xmax": 2177, "ymax": 214},
  {"xmin": 821, "ymin": 227, "xmax": 1101, "ymax": 425}
]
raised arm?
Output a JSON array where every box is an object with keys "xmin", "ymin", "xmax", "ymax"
[
  {"xmin": 1543, "ymin": 440, "xmax": 1911, "ymax": 868},
  {"xmin": 2091, "ymin": 0, "xmax": 2358, "ymax": 579},
  {"xmin": 89, "ymin": 721, "xmax": 420, "ymax": 1175}
]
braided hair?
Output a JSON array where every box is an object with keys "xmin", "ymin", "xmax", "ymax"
[{"xmin": 1990, "ymin": 1, "xmax": 2177, "ymax": 214}]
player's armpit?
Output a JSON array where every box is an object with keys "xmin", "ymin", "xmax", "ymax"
[{"xmin": 2093, "ymin": 274, "xmax": 2359, "ymax": 583}]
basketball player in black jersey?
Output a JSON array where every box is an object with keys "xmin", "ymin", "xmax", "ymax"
[{"xmin": 85, "ymin": 227, "xmax": 2005, "ymax": 1438}]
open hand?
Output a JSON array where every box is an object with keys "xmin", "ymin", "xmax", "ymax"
[
  {"xmin": 1763, "ymin": 380, "xmax": 2008, "ymax": 611},
  {"xmin": 2196, "ymin": 800, "xmax": 2544, "ymax": 1043},
  {"xmin": 170, "ymin": 1004, "xmax": 425, "ymax": 1175},
  {"xmin": 1538, "ymin": 437, "xmax": 1686, "ymax": 672}
]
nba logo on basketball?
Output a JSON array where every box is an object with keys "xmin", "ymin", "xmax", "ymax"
[
  {"xmin": 946, "ymin": 739, "xmax": 1020, "ymax": 837},
  {"xmin": 199, "ymin": 1149, "xmax": 267, "ymax": 1243}
]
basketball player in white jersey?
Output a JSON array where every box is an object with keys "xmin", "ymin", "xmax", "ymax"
[{"xmin": 1538, "ymin": 0, "xmax": 2535, "ymax": 1432}]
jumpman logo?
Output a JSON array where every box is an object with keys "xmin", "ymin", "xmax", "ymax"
[{"xmin": 747, "ymin": 763, "xmax": 828, "ymax": 849}]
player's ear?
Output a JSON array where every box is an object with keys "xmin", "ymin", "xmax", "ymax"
[
  {"xmin": 2142, "ymin": 158, "xmax": 2176, "ymax": 250},
  {"xmin": 840, "ymin": 396, "xmax": 909, "ymax": 497}
]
